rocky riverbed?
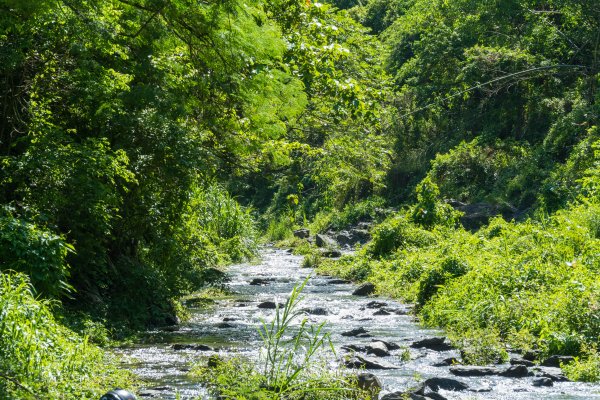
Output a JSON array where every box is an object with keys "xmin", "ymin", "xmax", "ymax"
[{"xmin": 118, "ymin": 248, "xmax": 600, "ymax": 399}]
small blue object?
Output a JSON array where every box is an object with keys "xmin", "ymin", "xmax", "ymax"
[{"xmin": 100, "ymin": 389, "xmax": 137, "ymax": 400}]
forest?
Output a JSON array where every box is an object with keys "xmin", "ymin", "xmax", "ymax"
[{"xmin": 0, "ymin": 0, "xmax": 598, "ymax": 398}]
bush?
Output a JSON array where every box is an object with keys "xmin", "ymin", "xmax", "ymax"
[
  {"xmin": 0, "ymin": 272, "xmax": 132, "ymax": 399},
  {"xmin": 366, "ymin": 214, "xmax": 435, "ymax": 258}
]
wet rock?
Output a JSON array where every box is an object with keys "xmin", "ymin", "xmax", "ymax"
[
  {"xmin": 522, "ymin": 349, "xmax": 541, "ymax": 361},
  {"xmin": 321, "ymin": 249, "xmax": 342, "ymax": 258},
  {"xmin": 172, "ymin": 344, "xmax": 212, "ymax": 351},
  {"xmin": 341, "ymin": 327, "xmax": 369, "ymax": 337},
  {"xmin": 349, "ymin": 228, "xmax": 371, "ymax": 244},
  {"xmin": 373, "ymin": 339, "xmax": 400, "ymax": 351},
  {"xmin": 419, "ymin": 377, "xmax": 469, "ymax": 393},
  {"xmin": 216, "ymin": 322, "xmax": 235, "ymax": 328},
  {"xmin": 328, "ymin": 278, "xmax": 350, "ymax": 284},
  {"xmin": 450, "ymin": 366, "xmax": 499, "ymax": 376},
  {"xmin": 341, "ymin": 344, "xmax": 367, "ymax": 353},
  {"xmin": 410, "ymin": 337, "xmax": 453, "ymax": 351},
  {"xmin": 433, "ymin": 357, "xmax": 461, "ymax": 367},
  {"xmin": 222, "ymin": 317, "xmax": 237, "ymax": 322},
  {"xmin": 316, "ymin": 233, "xmax": 336, "ymax": 248},
  {"xmin": 500, "ymin": 365, "xmax": 531, "ymax": 378},
  {"xmin": 366, "ymin": 341, "xmax": 390, "ymax": 357},
  {"xmin": 344, "ymin": 355, "xmax": 400, "ymax": 370},
  {"xmin": 257, "ymin": 301, "xmax": 278, "ymax": 309},
  {"xmin": 366, "ymin": 301, "xmax": 387, "ymax": 309},
  {"xmin": 250, "ymin": 278, "xmax": 273, "ymax": 286},
  {"xmin": 510, "ymin": 357, "xmax": 535, "ymax": 367},
  {"xmin": 373, "ymin": 309, "xmax": 390, "ymax": 316},
  {"xmin": 535, "ymin": 371, "xmax": 569, "ymax": 382},
  {"xmin": 352, "ymin": 282, "xmax": 375, "ymax": 296},
  {"xmin": 336, "ymin": 231, "xmax": 353, "ymax": 246},
  {"xmin": 541, "ymin": 355, "xmax": 575, "ymax": 367},
  {"xmin": 293, "ymin": 228, "xmax": 310, "ymax": 239},
  {"xmin": 341, "ymin": 315, "xmax": 354, "ymax": 320},
  {"xmin": 356, "ymin": 372, "xmax": 382, "ymax": 396},
  {"xmin": 302, "ymin": 307, "xmax": 328, "ymax": 315},
  {"xmin": 532, "ymin": 377, "xmax": 554, "ymax": 387}
]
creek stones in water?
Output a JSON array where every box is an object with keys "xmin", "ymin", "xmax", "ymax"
[
  {"xmin": 352, "ymin": 282, "xmax": 376, "ymax": 296},
  {"xmin": 533, "ymin": 377, "xmax": 554, "ymax": 387},
  {"xmin": 373, "ymin": 309, "xmax": 391, "ymax": 316},
  {"xmin": 171, "ymin": 344, "xmax": 212, "ymax": 351},
  {"xmin": 450, "ymin": 366, "xmax": 499, "ymax": 376},
  {"xmin": 541, "ymin": 355, "xmax": 575, "ymax": 367},
  {"xmin": 410, "ymin": 337, "xmax": 453, "ymax": 351},
  {"xmin": 301, "ymin": 306, "xmax": 328, "ymax": 315},
  {"xmin": 366, "ymin": 341, "xmax": 390, "ymax": 357},
  {"xmin": 257, "ymin": 301, "xmax": 280, "ymax": 309},
  {"xmin": 356, "ymin": 372, "xmax": 381, "ymax": 397},
  {"xmin": 341, "ymin": 327, "xmax": 369, "ymax": 337},
  {"xmin": 327, "ymin": 278, "xmax": 350, "ymax": 284},
  {"xmin": 344, "ymin": 355, "xmax": 401, "ymax": 370},
  {"xmin": 510, "ymin": 357, "xmax": 535, "ymax": 367},
  {"xmin": 249, "ymin": 278, "xmax": 274, "ymax": 285},
  {"xmin": 500, "ymin": 365, "xmax": 532, "ymax": 378}
]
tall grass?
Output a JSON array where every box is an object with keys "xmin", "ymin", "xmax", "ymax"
[{"xmin": 0, "ymin": 272, "xmax": 133, "ymax": 399}]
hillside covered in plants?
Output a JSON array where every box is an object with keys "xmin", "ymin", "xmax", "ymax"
[{"xmin": 0, "ymin": 0, "xmax": 598, "ymax": 397}]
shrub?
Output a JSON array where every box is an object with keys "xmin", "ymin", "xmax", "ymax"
[
  {"xmin": 0, "ymin": 272, "xmax": 132, "ymax": 399},
  {"xmin": 366, "ymin": 214, "xmax": 435, "ymax": 258}
]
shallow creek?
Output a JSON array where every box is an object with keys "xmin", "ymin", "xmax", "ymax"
[{"xmin": 119, "ymin": 248, "xmax": 600, "ymax": 399}]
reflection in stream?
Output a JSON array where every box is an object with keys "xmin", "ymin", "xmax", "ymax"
[{"xmin": 118, "ymin": 248, "xmax": 600, "ymax": 399}]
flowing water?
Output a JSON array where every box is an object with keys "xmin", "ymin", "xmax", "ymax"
[{"xmin": 119, "ymin": 248, "xmax": 600, "ymax": 399}]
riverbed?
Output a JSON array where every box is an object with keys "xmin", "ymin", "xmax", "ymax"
[{"xmin": 119, "ymin": 248, "xmax": 600, "ymax": 399}]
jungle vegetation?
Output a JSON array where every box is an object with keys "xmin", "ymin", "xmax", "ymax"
[{"xmin": 0, "ymin": 0, "xmax": 598, "ymax": 397}]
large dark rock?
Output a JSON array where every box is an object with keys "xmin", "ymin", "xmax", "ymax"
[
  {"xmin": 432, "ymin": 357, "xmax": 461, "ymax": 367},
  {"xmin": 410, "ymin": 337, "xmax": 453, "ymax": 351},
  {"xmin": 373, "ymin": 309, "xmax": 391, "ymax": 316},
  {"xmin": 172, "ymin": 344, "xmax": 213, "ymax": 351},
  {"xmin": 366, "ymin": 301, "xmax": 387, "ymax": 309},
  {"xmin": 450, "ymin": 366, "xmax": 499, "ymax": 376},
  {"xmin": 257, "ymin": 301, "xmax": 278, "ymax": 309},
  {"xmin": 293, "ymin": 228, "xmax": 310, "ymax": 239},
  {"xmin": 420, "ymin": 377, "xmax": 469, "ymax": 392},
  {"xmin": 533, "ymin": 377, "xmax": 554, "ymax": 387},
  {"xmin": 250, "ymin": 278, "xmax": 273, "ymax": 286},
  {"xmin": 541, "ymin": 355, "xmax": 575, "ymax": 367},
  {"xmin": 374, "ymin": 339, "xmax": 401, "ymax": 350},
  {"xmin": 328, "ymin": 278, "xmax": 350, "ymax": 284},
  {"xmin": 500, "ymin": 365, "xmax": 531, "ymax": 378},
  {"xmin": 336, "ymin": 231, "xmax": 353, "ymax": 246},
  {"xmin": 349, "ymin": 228, "xmax": 371, "ymax": 244},
  {"xmin": 356, "ymin": 373, "xmax": 382, "ymax": 396},
  {"xmin": 366, "ymin": 341, "xmax": 390, "ymax": 357},
  {"xmin": 352, "ymin": 282, "xmax": 376, "ymax": 296},
  {"xmin": 535, "ymin": 371, "xmax": 569, "ymax": 382},
  {"xmin": 341, "ymin": 327, "xmax": 369, "ymax": 337},
  {"xmin": 301, "ymin": 306, "xmax": 328, "ymax": 315},
  {"xmin": 315, "ymin": 233, "xmax": 336, "ymax": 248},
  {"xmin": 380, "ymin": 392, "xmax": 427, "ymax": 400},
  {"xmin": 510, "ymin": 357, "xmax": 535, "ymax": 367},
  {"xmin": 321, "ymin": 249, "xmax": 342, "ymax": 258},
  {"xmin": 341, "ymin": 344, "xmax": 367, "ymax": 353},
  {"xmin": 448, "ymin": 201, "xmax": 505, "ymax": 231},
  {"xmin": 344, "ymin": 355, "xmax": 400, "ymax": 370}
]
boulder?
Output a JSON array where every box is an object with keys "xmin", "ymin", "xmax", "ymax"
[
  {"xmin": 356, "ymin": 372, "xmax": 382, "ymax": 396},
  {"xmin": 328, "ymin": 278, "xmax": 350, "ymax": 284},
  {"xmin": 410, "ymin": 337, "xmax": 453, "ymax": 351},
  {"xmin": 216, "ymin": 322, "xmax": 235, "ymax": 328},
  {"xmin": 301, "ymin": 307, "xmax": 328, "ymax": 315},
  {"xmin": 349, "ymin": 228, "xmax": 371, "ymax": 244},
  {"xmin": 373, "ymin": 339, "xmax": 400, "ymax": 351},
  {"xmin": 257, "ymin": 301, "xmax": 278, "ymax": 309},
  {"xmin": 541, "ymin": 355, "xmax": 575, "ymax": 367},
  {"xmin": 532, "ymin": 377, "xmax": 554, "ymax": 387},
  {"xmin": 432, "ymin": 357, "xmax": 461, "ymax": 367},
  {"xmin": 352, "ymin": 282, "xmax": 376, "ymax": 296},
  {"xmin": 341, "ymin": 327, "xmax": 369, "ymax": 337},
  {"xmin": 321, "ymin": 249, "xmax": 342, "ymax": 258},
  {"xmin": 500, "ymin": 365, "xmax": 531, "ymax": 378},
  {"xmin": 293, "ymin": 228, "xmax": 310, "ymax": 239},
  {"xmin": 366, "ymin": 301, "xmax": 387, "ymax": 309},
  {"xmin": 449, "ymin": 366, "xmax": 499, "ymax": 376},
  {"xmin": 341, "ymin": 344, "xmax": 367, "ymax": 353},
  {"xmin": 510, "ymin": 357, "xmax": 535, "ymax": 367},
  {"xmin": 373, "ymin": 309, "xmax": 391, "ymax": 316},
  {"xmin": 419, "ymin": 377, "xmax": 469, "ymax": 393},
  {"xmin": 250, "ymin": 278, "xmax": 273, "ymax": 285},
  {"xmin": 344, "ymin": 355, "xmax": 400, "ymax": 370},
  {"xmin": 315, "ymin": 233, "xmax": 337, "ymax": 248},
  {"xmin": 535, "ymin": 371, "xmax": 569, "ymax": 382},
  {"xmin": 336, "ymin": 231, "xmax": 353, "ymax": 246},
  {"xmin": 366, "ymin": 341, "xmax": 390, "ymax": 357},
  {"xmin": 172, "ymin": 344, "xmax": 213, "ymax": 351}
]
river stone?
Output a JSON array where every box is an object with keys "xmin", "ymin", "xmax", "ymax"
[
  {"xmin": 257, "ymin": 301, "xmax": 278, "ymax": 309},
  {"xmin": 366, "ymin": 341, "xmax": 390, "ymax": 357},
  {"xmin": 433, "ymin": 357, "xmax": 461, "ymax": 367},
  {"xmin": 336, "ymin": 231, "xmax": 353, "ymax": 246},
  {"xmin": 293, "ymin": 228, "xmax": 310, "ymax": 239},
  {"xmin": 328, "ymin": 278, "xmax": 350, "ymax": 284},
  {"xmin": 172, "ymin": 344, "xmax": 212, "ymax": 351},
  {"xmin": 341, "ymin": 327, "xmax": 369, "ymax": 337},
  {"xmin": 344, "ymin": 355, "xmax": 400, "ymax": 370},
  {"xmin": 500, "ymin": 365, "xmax": 531, "ymax": 378},
  {"xmin": 341, "ymin": 344, "xmax": 367, "ymax": 353},
  {"xmin": 315, "ymin": 233, "xmax": 336, "ymax": 248},
  {"xmin": 302, "ymin": 307, "xmax": 328, "ymax": 315},
  {"xmin": 373, "ymin": 309, "xmax": 391, "ymax": 316},
  {"xmin": 366, "ymin": 300, "xmax": 387, "ymax": 308},
  {"xmin": 250, "ymin": 278, "xmax": 273, "ymax": 285},
  {"xmin": 410, "ymin": 337, "xmax": 453, "ymax": 351},
  {"xmin": 352, "ymin": 282, "xmax": 375, "ymax": 296},
  {"xmin": 450, "ymin": 366, "xmax": 499, "ymax": 376},
  {"xmin": 535, "ymin": 371, "xmax": 569, "ymax": 382},
  {"xmin": 372, "ymin": 339, "xmax": 400, "ymax": 351},
  {"xmin": 533, "ymin": 377, "xmax": 554, "ymax": 387},
  {"xmin": 510, "ymin": 357, "xmax": 535, "ymax": 367},
  {"xmin": 321, "ymin": 249, "xmax": 342, "ymax": 258},
  {"xmin": 356, "ymin": 372, "xmax": 382, "ymax": 396},
  {"xmin": 419, "ymin": 377, "xmax": 469, "ymax": 393},
  {"xmin": 216, "ymin": 322, "xmax": 235, "ymax": 328},
  {"xmin": 541, "ymin": 355, "xmax": 575, "ymax": 367}
]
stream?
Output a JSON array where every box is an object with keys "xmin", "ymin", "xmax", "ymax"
[{"xmin": 119, "ymin": 248, "xmax": 600, "ymax": 399}]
